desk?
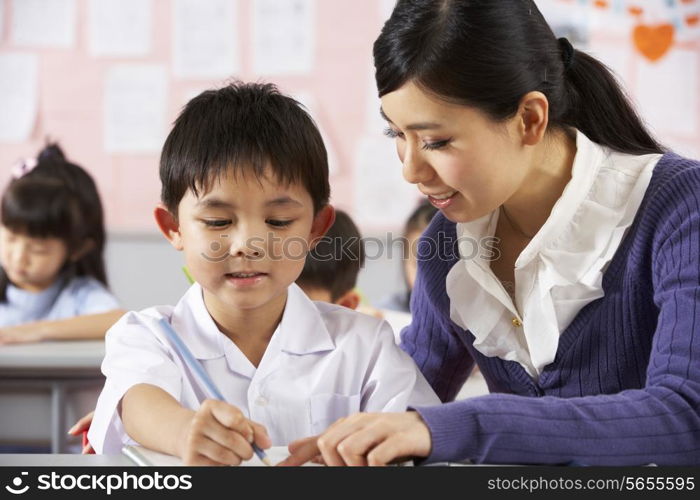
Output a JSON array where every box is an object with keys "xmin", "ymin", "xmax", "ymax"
[
  {"xmin": 0, "ymin": 454, "xmax": 130, "ymax": 466},
  {"xmin": 0, "ymin": 341, "xmax": 105, "ymax": 454}
]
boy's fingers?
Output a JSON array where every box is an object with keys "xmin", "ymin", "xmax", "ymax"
[
  {"xmin": 69, "ymin": 411, "xmax": 95, "ymax": 434},
  {"xmin": 202, "ymin": 421, "xmax": 255, "ymax": 461},
  {"xmin": 250, "ymin": 421, "xmax": 272, "ymax": 449},
  {"xmin": 206, "ymin": 400, "xmax": 253, "ymax": 440},
  {"xmin": 277, "ymin": 438, "xmax": 321, "ymax": 466}
]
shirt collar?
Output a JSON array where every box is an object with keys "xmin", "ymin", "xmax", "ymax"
[
  {"xmin": 277, "ymin": 283, "xmax": 336, "ymax": 355},
  {"xmin": 168, "ymin": 282, "xmax": 335, "ymax": 360}
]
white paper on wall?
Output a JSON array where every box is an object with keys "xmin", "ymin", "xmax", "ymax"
[
  {"xmin": 353, "ymin": 135, "xmax": 419, "ymax": 229},
  {"xmin": 88, "ymin": 0, "xmax": 152, "ymax": 57},
  {"xmin": 253, "ymin": 0, "xmax": 315, "ymax": 75},
  {"xmin": 104, "ymin": 64, "xmax": 168, "ymax": 153},
  {"xmin": 0, "ymin": 0, "xmax": 5, "ymax": 40},
  {"xmin": 635, "ymin": 49, "xmax": 698, "ymax": 137},
  {"xmin": 293, "ymin": 92, "xmax": 339, "ymax": 176},
  {"xmin": 0, "ymin": 53, "xmax": 38, "ymax": 143},
  {"xmin": 172, "ymin": 0, "xmax": 239, "ymax": 79},
  {"xmin": 11, "ymin": 0, "xmax": 76, "ymax": 48},
  {"xmin": 379, "ymin": 0, "xmax": 395, "ymax": 22}
]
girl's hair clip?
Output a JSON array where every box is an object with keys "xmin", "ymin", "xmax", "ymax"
[{"xmin": 10, "ymin": 157, "xmax": 38, "ymax": 180}]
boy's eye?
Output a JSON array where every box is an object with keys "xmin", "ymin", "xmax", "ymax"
[
  {"xmin": 383, "ymin": 127, "xmax": 403, "ymax": 139},
  {"xmin": 267, "ymin": 219, "xmax": 293, "ymax": 228},
  {"xmin": 422, "ymin": 139, "xmax": 451, "ymax": 151},
  {"xmin": 202, "ymin": 219, "xmax": 230, "ymax": 228}
]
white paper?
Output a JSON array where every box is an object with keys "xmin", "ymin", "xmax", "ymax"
[
  {"xmin": 293, "ymin": 92, "xmax": 338, "ymax": 176},
  {"xmin": 11, "ymin": 0, "xmax": 76, "ymax": 48},
  {"xmin": 0, "ymin": 53, "xmax": 38, "ymax": 142},
  {"xmin": 104, "ymin": 64, "xmax": 168, "ymax": 153},
  {"xmin": 635, "ymin": 49, "xmax": 698, "ymax": 137},
  {"xmin": 379, "ymin": 0, "xmax": 395, "ymax": 22},
  {"xmin": 88, "ymin": 0, "xmax": 151, "ymax": 57},
  {"xmin": 353, "ymin": 135, "xmax": 420, "ymax": 229},
  {"xmin": 0, "ymin": 0, "xmax": 5, "ymax": 40},
  {"xmin": 172, "ymin": 0, "xmax": 239, "ymax": 79},
  {"xmin": 253, "ymin": 0, "xmax": 315, "ymax": 75}
]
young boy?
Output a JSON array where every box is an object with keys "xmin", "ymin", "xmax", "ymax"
[{"xmin": 88, "ymin": 82, "xmax": 438, "ymax": 465}]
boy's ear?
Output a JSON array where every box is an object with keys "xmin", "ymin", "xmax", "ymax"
[
  {"xmin": 335, "ymin": 289, "xmax": 361, "ymax": 311},
  {"xmin": 309, "ymin": 204, "xmax": 336, "ymax": 250},
  {"xmin": 154, "ymin": 204, "xmax": 184, "ymax": 250}
]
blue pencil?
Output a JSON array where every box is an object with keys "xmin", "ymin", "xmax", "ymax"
[{"xmin": 158, "ymin": 318, "xmax": 271, "ymax": 466}]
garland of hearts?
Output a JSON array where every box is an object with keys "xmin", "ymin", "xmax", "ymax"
[{"xmin": 555, "ymin": 0, "xmax": 699, "ymax": 62}]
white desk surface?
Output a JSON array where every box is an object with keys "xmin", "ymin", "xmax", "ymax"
[
  {"xmin": 0, "ymin": 340, "xmax": 104, "ymax": 375},
  {"xmin": 0, "ymin": 454, "xmax": 131, "ymax": 466}
]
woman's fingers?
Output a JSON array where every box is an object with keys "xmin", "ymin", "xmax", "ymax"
[{"xmin": 277, "ymin": 437, "xmax": 321, "ymax": 466}]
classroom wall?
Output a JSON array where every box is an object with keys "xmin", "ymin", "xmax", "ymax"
[{"xmin": 1, "ymin": 0, "xmax": 699, "ymax": 308}]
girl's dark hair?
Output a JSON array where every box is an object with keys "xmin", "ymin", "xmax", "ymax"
[
  {"xmin": 0, "ymin": 143, "xmax": 108, "ymax": 302},
  {"xmin": 404, "ymin": 199, "xmax": 437, "ymax": 239},
  {"xmin": 374, "ymin": 0, "xmax": 664, "ymax": 156}
]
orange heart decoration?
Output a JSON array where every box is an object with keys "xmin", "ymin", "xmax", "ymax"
[{"xmin": 633, "ymin": 24, "xmax": 675, "ymax": 62}]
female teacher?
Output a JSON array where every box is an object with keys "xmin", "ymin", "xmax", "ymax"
[{"xmin": 283, "ymin": 0, "xmax": 700, "ymax": 466}]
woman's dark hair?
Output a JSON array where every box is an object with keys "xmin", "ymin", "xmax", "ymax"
[
  {"xmin": 374, "ymin": 0, "xmax": 663, "ymax": 155},
  {"xmin": 0, "ymin": 143, "xmax": 108, "ymax": 302}
]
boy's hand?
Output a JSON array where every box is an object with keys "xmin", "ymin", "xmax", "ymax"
[{"xmin": 177, "ymin": 399, "xmax": 271, "ymax": 466}]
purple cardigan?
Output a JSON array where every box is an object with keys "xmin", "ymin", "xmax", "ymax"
[{"xmin": 401, "ymin": 152, "xmax": 700, "ymax": 465}]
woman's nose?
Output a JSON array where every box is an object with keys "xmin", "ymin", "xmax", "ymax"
[{"xmin": 401, "ymin": 144, "xmax": 434, "ymax": 185}]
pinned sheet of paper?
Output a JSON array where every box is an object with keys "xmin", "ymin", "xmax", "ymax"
[
  {"xmin": 0, "ymin": 0, "xmax": 5, "ymax": 40},
  {"xmin": 293, "ymin": 92, "xmax": 339, "ymax": 176},
  {"xmin": 353, "ymin": 135, "xmax": 419, "ymax": 229},
  {"xmin": 635, "ymin": 48, "xmax": 698, "ymax": 137},
  {"xmin": 11, "ymin": 0, "xmax": 76, "ymax": 48},
  {"xmin": 253, "ymin": 0, "xmax": 315, "ymax": 75},
  {"xmin": 104, "ymin": 64, "xmax": 168, "ymax": 153},
  {"xmin": 88, "ymin": 0, "xmax": 152, "ymax": 57},
  {"xmin": 0, "ymin": 53, "xmax": 38, "ymax": 143},
  {"xmin": 172, "ymin": 0, "xmax": 240, "ymax": 79}
]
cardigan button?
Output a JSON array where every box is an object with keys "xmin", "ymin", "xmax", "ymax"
[{"xmin": 511, "ymin": 317, "xmax": 522, "ymax": 327}]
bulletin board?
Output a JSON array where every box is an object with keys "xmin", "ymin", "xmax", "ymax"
[{"xmin": 0, "ymin": 0, "xmax": 698, "ymax": 233}]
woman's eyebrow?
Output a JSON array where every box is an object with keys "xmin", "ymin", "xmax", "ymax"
[{"xmin": 379, "ymin": 107, "xmax": 443, "ymax": 131}]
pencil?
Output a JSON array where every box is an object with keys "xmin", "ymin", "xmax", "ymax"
[{"xmin": 158, "ymin": 318, "xmax": 272, "ymax": 466}]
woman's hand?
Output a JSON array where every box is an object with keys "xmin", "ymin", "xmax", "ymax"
[
  {"xmin": 176, "ymin": 399, "xmax": 271, "ymax": 466},
  {"xmin": 279, "ymin": 411, "xmax": 431, "ymax": 466}
]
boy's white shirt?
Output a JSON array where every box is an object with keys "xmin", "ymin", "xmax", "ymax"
[{"xmin": 89, "ymin": 282, "xmax": 439, "ymax": 454}]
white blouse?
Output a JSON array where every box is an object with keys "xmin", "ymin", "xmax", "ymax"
[{"xmin": 446, "ymin": 130, "xmax": 662, "ymax": 378}]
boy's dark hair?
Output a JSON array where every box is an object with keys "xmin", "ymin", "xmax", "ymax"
[
  {"xmin": 1, "ymin": 143, "xmax": 108, "ymax": 302},
  {"xmin": 375, "ymin": 0, "xmax": 663, "ymax": 156},
  {"xmin": 297, "ymin": 210, "xmax": 364, "ymax": 302},
  {"xmin": 160, "ymin": 81, "xmax": 330, "ymax": 214}
]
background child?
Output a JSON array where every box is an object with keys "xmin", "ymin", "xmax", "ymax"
[
  {"xmin": 0, "ymin": 144, "xmax": 124, "ymax": 343},
  {"xmin": 296, "ymin": 209, "xmax": 363, "ymax": 310},
  {"xmin": 379, "ymin": 200, "xmax": 437, "ymax": 313},
  {"xmin": 88, "ymin": 82, "xmax": 438, "ymax": 465}
]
